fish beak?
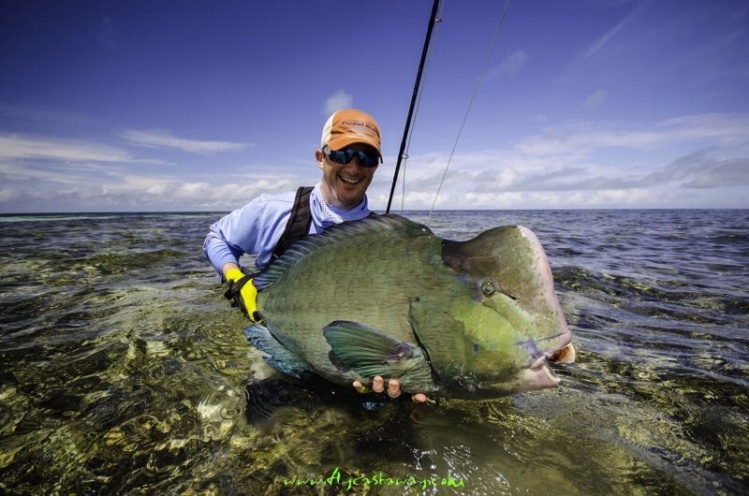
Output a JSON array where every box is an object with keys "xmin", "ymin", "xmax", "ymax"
[
  {"xmin": 550, "ymin": 342, "xmax": 576, "ymax": 364},
  {"xmin": 517, "ymin": 341, "xmax": 576, "ymax": 392}
]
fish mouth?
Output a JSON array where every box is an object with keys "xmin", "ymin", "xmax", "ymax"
[
  {"xmin": 549, "ymin": 342, "xmax": 576, "ymax": 364},
  {"xmin": 530, "ymin": 342, "xmax": 576, "ymax": 370},
  {"xmin": 518, "ymin": 332, "xmax": 576, "ymax": 366},
  {"xmin": 517, "ymin": 339, "xmax": 576, "ymax": 391}
]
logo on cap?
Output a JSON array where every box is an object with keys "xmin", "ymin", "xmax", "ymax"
[{"xmin": 321, "ymin": 109, "xmax": 382, "ymax": 155}]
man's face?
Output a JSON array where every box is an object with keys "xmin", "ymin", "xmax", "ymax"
[{"xmin": 316, "ymin": 144, "xmax": 379, "ymax": 209}]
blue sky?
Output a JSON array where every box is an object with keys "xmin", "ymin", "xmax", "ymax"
[{"xmin": 1, "ymin": 0, "xmax": 748, "ymax": 213}]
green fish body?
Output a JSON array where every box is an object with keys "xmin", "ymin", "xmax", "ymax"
[{"xmin": 247, "ymin": 214, "xmax": 574, "ymax": 398}]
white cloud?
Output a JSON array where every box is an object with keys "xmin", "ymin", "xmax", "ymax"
[
  {"xmin": 120, "ymin": 130, "xmax": 249, "ymax": 154},
  {"xmin": 656, "ymin": 114, "xmax": 749, "ymax": 143},
  {"xmin": 0, "ymin": 161, "xmax": 106, "ymax": 184},
  {"xmin": 0, "ymin": 134, "xmax": 132, "ymax": 162},
  {"xmin": 0, "ymin": 188, "xmax": 18, "ymax": 202},
  {"xmin": 376, "ymin": 113, "xmax": 749, "ymax": 210},
  {"xmin": 515, "ymin": 114, "xmax": 749, "ymax": 158},
  {"xmin": 0, "ymin": 170, "xmax": 305, "ymax": 213},
  {"xmin": 659, "ymin": 150, "xmax": 749, "ymax": 188},
  {"xmin": 494, "ymin": 50, "xmax": 528, "ymax": 78},
  {"xmin": 583, "ymin": 5, "xmax": 641, "ymax": 60},
  {"xmin": 585, "ymin": 90, "xmax": 608, "ymax": 107},
  {"xmin": 323, "ymin": 90, "xmax": 354, "ymax": 116},
  {"xmin": 2, "ymin": 113, "xmax": 747, "ymax": 213}
]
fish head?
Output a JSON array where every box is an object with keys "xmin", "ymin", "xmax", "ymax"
[{"xmin": 438, "ymin": 225, "xmax": 575, "ymax": 396}]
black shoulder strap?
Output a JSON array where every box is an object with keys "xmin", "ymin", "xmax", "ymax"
[{"xmin": 272, "ymin": 186, "xmax": 314, "ymax": 260}]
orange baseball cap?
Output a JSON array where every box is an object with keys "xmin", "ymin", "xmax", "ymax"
[{"xmin": 320, "ymin": 109, "xmax": 382, "ymax": 159}]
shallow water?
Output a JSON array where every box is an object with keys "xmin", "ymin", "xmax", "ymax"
[{"xmin": 1, "ymin": 209, "xmax": 747, "ymax": 495}]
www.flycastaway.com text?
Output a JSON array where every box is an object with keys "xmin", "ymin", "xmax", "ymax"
[{"xmin": 282, "ymin": 467, "xmax": 465, "ymax": 491}]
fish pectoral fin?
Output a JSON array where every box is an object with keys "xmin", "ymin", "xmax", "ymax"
[
  {"xmin": 244, "ymin": 324, "xmax": 310, "ymax": 378},
  {"xmin": 323, "ymin": 320, "xmax": 433, "ymax": 386}
]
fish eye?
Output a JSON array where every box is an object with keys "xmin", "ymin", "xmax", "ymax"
[{"xmin": 479, "ymin": 279, "xmax": 497, "ymax": 296}]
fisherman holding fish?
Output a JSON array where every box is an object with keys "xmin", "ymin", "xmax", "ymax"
[{"xmin": 204, "ymin": 109, "xmax": 428, "ymax": 403}]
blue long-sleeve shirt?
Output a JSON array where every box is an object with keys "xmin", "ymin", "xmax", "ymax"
[{"xmin": 203, "ymin": 182, "xmax": 372, "ymax": 278}]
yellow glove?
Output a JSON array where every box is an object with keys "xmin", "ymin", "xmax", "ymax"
[{"xmin": 223, "ymin": 267, "xmax": 262, "ymax": 322}]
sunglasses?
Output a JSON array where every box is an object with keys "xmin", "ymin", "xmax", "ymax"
[{"xmin": 325, "ymin": 147, "xmax": 380, "ymax": 168}]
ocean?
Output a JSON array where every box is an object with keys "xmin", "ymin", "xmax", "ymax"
[{"xmin": 0, "ymin": 209, "xmax": 747, "ymax": 495}]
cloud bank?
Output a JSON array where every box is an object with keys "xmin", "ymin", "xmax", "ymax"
[{"xmin": 1, "ymin": 113, "xmax": 747, "ymax": 213}]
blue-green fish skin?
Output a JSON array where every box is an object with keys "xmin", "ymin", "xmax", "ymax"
[{"xmin": 249, "ymin": 214, "xmax": 573, "ymax": 398}]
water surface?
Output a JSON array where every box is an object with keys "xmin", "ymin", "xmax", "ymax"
[{"xmin": 1, "ymin": 209, "xmax": 747, "ymax": 495}]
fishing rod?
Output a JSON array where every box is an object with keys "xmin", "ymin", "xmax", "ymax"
[{"xmin": 385, "ymin": 0, "xmax": 441, "ymax": 214}]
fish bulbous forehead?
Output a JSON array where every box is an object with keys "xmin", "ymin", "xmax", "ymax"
[
  {"xmin": 441, "ymin": 225, "xmax": 555, "ymax": 301},
  {"xmin": 439, "ymin": 224, "xmax": 571, "ymax": 357}
]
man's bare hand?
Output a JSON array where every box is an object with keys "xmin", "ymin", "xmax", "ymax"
[{"xmin": 353, "ymin": 376, "xmax": 428, "ymax": 403}]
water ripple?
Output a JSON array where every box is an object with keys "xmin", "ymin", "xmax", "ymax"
[{"xmin": 0, "ymin": 210, "xmax": 747, "ymax": 494}]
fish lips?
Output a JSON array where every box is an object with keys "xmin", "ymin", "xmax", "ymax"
[
  {"xmin": 439, "ymin": 338, "xmax": 576, "ymax": 397},
  {"xmin": 519, "ymin": 339, "xmax": 576, "ymax": 392}
]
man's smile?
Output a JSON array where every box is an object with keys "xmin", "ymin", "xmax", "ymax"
[{"xmin": 338, "ymin": 173, "xmax": 362, "ymax": 185}]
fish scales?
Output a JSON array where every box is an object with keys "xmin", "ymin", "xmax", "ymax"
[{"xmin": 248, "ymin": 214, "xmax": 574, "ymax": 398}]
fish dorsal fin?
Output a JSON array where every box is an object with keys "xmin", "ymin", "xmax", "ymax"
[{"xmin": 253, "ymin": 214, "xmax": 426, "ymax": 291}]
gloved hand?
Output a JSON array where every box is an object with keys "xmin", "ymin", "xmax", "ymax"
[{"xmin": 223, "ymin": 267, "xmax": 262, "ymax": 322}]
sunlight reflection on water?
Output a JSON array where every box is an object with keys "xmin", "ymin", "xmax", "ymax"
[{"xmin": 0, "ymin": 210, "xmax": 747, "ymax": 495}]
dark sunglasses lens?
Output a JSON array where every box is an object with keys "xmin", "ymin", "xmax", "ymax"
[
  {"xmin": 356, "ymin": 150, "xmax": 379, "ymax": 167},
  {"xmin": 327, "ymin": 148, "xmax": 379, "ymax": 167},
  {"xmin": 327, "ymin": 149, "xmax": 353, "ymax": 165}
]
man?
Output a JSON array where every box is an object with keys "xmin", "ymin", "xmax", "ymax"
[{"xmin": 204, "ymin": 108, "xmax": 427, "ymax": 403}]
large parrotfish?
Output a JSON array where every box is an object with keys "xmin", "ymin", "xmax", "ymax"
[{"xmin": 245, "ymin": 214, "xmax": 575, "ymax": 398}]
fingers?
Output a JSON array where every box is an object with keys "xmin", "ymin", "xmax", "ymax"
[
  {"xmin": 353, "ymin": 376, "xmax": 428, "ymax": 404},
  {"xmin": 387, "ymin": 378, "xmax": 401, "ymax": 399},
  {"xmin": 372, "ymin": 376, "xmax": 385, "ymax": 394},
  {"xmin": 371, "ymin": 376, "xmax": 401, "ymax": 398}
]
